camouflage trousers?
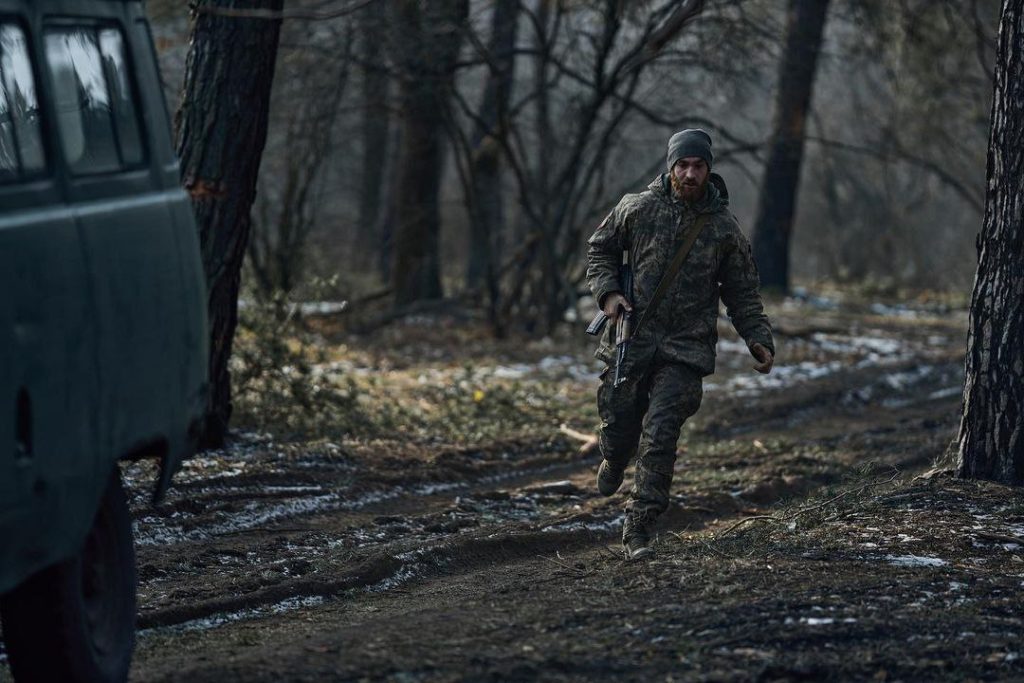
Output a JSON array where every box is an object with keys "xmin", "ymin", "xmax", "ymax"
[{"xmin": 597, "ymin": 356, "xmax": 703, "ymax": 524}]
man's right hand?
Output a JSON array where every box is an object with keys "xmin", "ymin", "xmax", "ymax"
[{"xmin": 602, "ymin": 292, "xmax": 633, "ymax": 323}]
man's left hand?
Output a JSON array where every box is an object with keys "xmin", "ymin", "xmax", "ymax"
[{"xmin": 751, "ymin": 343, "xmax": 774, "ymax": 374}]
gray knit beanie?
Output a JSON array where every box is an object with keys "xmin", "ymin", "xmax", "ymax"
[{"xmin": 666, "ymin": 128, "xmax": 713, "ymax": 172}]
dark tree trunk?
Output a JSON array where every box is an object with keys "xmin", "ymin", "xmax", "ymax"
[
  {"xmin": 391, "ymin": 0, "xmax": 468, "ymax": 306},
  {"xmin": 466, "ymin": 0, "xmax": 520, "ymax": 292},
  {"xmin": 533, "ymin": 0, "xmax": 553, "ymax": 233},
  {"xmin": 175, "ymin": 0, "xmax": 284, "ymax": 448},
  {"xmin": 358, "ymin": 6, "xmax": 391, "ymax": 253},
  {"xmin": 956, "ymin": 0, "xmax": 1024, "ymax": 486},
  {"xmin": 751, "ymin": 0, "xmax": 830, "ymax": 292},
  {"xmin": 375, "ymin": 122, "xmax": 402, "ymax": 284}
]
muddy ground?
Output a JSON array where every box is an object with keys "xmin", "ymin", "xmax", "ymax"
[{"xmin": 8, "ymin": 294, "xmax": 1024, "ymax": 681}]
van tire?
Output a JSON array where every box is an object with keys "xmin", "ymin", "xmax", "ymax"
[{"xmin": 1, "ymin": 469, "xmax": 136, "ymax": 683}]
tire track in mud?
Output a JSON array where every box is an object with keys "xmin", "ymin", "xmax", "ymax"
[
  {"xmin": 132, "ymin": 455, "xmax": 625, "ymax": 632},
  {"xmin": 136, "ymin": 473, "xmax": 771, "ymax": 635},
  {"xmin": 132, "ymin": 445, "xmax": 843, "ymax": 636},
  {"xmin": 138, "ymin": 515, "xmax": 620, "ymax": 631},
  {"xmin": 131, "ymin": 338, "xmax": 964, "ymax": 636},
  {"xmin": 132, "ymin": 450, "xmax": 585, "ymax": 547}
]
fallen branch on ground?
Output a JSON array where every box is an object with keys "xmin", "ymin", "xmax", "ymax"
[
  {"xmin": 559, "ymin": 423, "xmax": 599, "ymax": 456},
  {"xmin": 538, "ymin": 554, "xmax": 592, "ymax": 576},
  {"xmin": 974, "ymin": 531, "xmax": 1024, "ymax": 546},
  {"xmin": 714, "ymin": 471, "xmax": 902, "ymax": 539}
]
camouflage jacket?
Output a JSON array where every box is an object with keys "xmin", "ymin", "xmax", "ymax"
[{"xmin": 586, "ymin": 173, "xmax": 774, "ymax": 376}]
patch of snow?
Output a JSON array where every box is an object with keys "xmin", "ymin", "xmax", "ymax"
[
  {"xmin": 711, "ymin": 360, "xmax": 844, "ymax": 397},
  {"xmin": 137, "ymin": 462, "xmax": 572, "ymax": 547},
  {"xmin": 136, "ymin": 493, "xmax": 341, "ymax": 546},
  {"xmin": 263, "ymin": 485, "xmax": 325, "ymax": 494},
  {"xmin": 927, "ymin": 386, "xmax": 962, "ymax": 401},
  {"xmin": 786, "ymin": 288, "xmax": 838, "ymax": 310},
  {"xmin": 480, "ymin": 355, "xmax": 601, "ymax": 382},
  {"xmin": 715, "ymin": 338, "xmax": 750, "ymax": 355},
  {"xmin": 541, "ymin": 514, "xmax": 624, "ymax": 535},
  {"xmin": 368, "ymin": 547, "xmax": 457, "ymax": 593},
  {"xmin": 869, "ymin": 302, "xmax": 937, "ymax": 319},
  {"xmin": 810, "ymin": 332, "xmax": 905, "ymax": 361},
  {"xmin": 366, "ymin": 564, "xmax": 421, "ymax": 593},
  {"xmin": 879, "ymin": 366, "xmax": 934, "ymax": 391},
  {"xmin": 885, "ymin": 555, "xmax": 948, "ymax": 568},
  {"xmin": 298, "ymin": 301, "xmax": 348, "ymax": 316},
  {"xmin": 141, "ymin": 595, "xmax": 325, "ymax": 635}
]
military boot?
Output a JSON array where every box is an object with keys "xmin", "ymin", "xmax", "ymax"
[
  {"xmin": 622, "ymin": 511, "xmax": 655, "ymax": 560},
  {"xmin": 596, "ymin": 459, "xmax": 625, "ymax": 496}
]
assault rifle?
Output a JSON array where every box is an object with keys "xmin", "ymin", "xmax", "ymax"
[{"xmin": 586, "ymin": 250, "xmax": 633, "ymax": 388}]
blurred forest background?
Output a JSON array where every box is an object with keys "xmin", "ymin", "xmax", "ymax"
[
  {"xmin": 146, "ymin": 0, "xmax": 999, "ymax": 330},
  {"xmin": 104, "ymin": 4, "xmax": 1024, "ymax": 676}
]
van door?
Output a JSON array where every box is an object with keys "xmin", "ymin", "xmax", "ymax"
[
  {"xmin": 42, "ymin": 21, "xmax": 184, "ymax": 466},
  {"xmin": 0, "ymin": 19, "xmax": 98, "ymax": 581}
]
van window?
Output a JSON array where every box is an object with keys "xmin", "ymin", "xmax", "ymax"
[
  {"xmin": 44, "ymin": 26, "xmax": 144, "ymax": 175},
  {"xmin": 0, "ymin": 24, "xmax": 45, "ymax": 183},
  {"xmin": 98, "ymin": 29, "xmax": 143, "ymax": 166}
]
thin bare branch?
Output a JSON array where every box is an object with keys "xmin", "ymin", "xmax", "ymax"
[
  {"xmin": 807, "ymin": 135, "xmax": 985, "ymax": 212},
  {"xmin": 194, "ymin": 0, "xmax": 377, "ymax": 21}
]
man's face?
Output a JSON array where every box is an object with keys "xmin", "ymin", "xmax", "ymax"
[{"xmin": 672, "ymin": 157, "xmax": 709, "ymax": 202}]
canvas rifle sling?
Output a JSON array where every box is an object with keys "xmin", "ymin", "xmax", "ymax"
[{"xmin": 631, "ymin": 212, "xmax": 711, "ymax": 339}]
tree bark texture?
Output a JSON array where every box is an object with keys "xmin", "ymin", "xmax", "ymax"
[
  {"xmin": 391, "ymin": 0, "xmax": 469, "ymax": 306},
  {"xmin": 465, "ymin": 0, "xmax": 519, "ymax": 292},
  {"xmin": 358, "ymin": 6, "xmax": 391, "ymax": 246},
  {"xmin": 175, "ymin": 0, "xmax": 283, "ymax": 448},
  {"xmin": 751, "ymin": 0, "xmax": 830, "ymax": 292},
  {"xmin": 957, "ymin": 0, "xmax": 1024, "ymax": 485}
]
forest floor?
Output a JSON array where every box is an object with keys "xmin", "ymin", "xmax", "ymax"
[{"xmin": 9, "ymin": 291, "xmax": 1024, "ymax": 682}]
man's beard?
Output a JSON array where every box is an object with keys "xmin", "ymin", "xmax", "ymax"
[{"xmin": 671, "ymin": 172, "xmax": 708, "ymax": 203}]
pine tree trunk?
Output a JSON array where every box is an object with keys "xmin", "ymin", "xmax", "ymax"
[
  {"xmin": 956, "ymin": 0, "xmax": 1024, "ymax": 486},
  {"xmin": 391, "ymin": 0, "xmax": 468, "ymax": 306},
  {"xmin": 175, "ymin": 0, "xmax": 284, "ymax": 448},
  {"xmin": 751, "ymin": 0, "xmax": 830, "ymax": 292}
]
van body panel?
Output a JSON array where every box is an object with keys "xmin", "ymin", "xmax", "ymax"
[
  {"xmin": 0, "ymin": 0, "xmax": 208, "ymax": 595},
  {"xmin": 0, "ymin": 187, "xmax": 104, "ymax": 593}
]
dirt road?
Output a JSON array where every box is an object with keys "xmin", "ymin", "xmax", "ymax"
[{"xmin": 12, "ymin": 298, "xmax": 1024, "ymax": 681}]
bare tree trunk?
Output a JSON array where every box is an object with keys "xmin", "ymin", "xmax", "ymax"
[
  {"xmin": 751, "ymin": 0, "xmax": 830, "ymax": 292},
  {"xmin": 956, "ymin": 0, "xmax": 1024, "ymax": 486},
  {"xmin": 533, "ymin": 0, "xmax": 553, "ymax": 234},
  {"xmin": 358, "ymin": 5, "xmax": 391, "ymax": 252},
  {"xmin": 466, "ymin": 0, "xmax": 520, "ymax": 293},
  {"xmin": 175, "ymin": 0, "xmax": 284, "ymax": 448},
  {"xmin": 376, "ymin": 122, "xmax": 402, "ymax": 284},
  {"xmin": 391, "ymin": 0, "xmax": 468, "ymax": 306}
]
